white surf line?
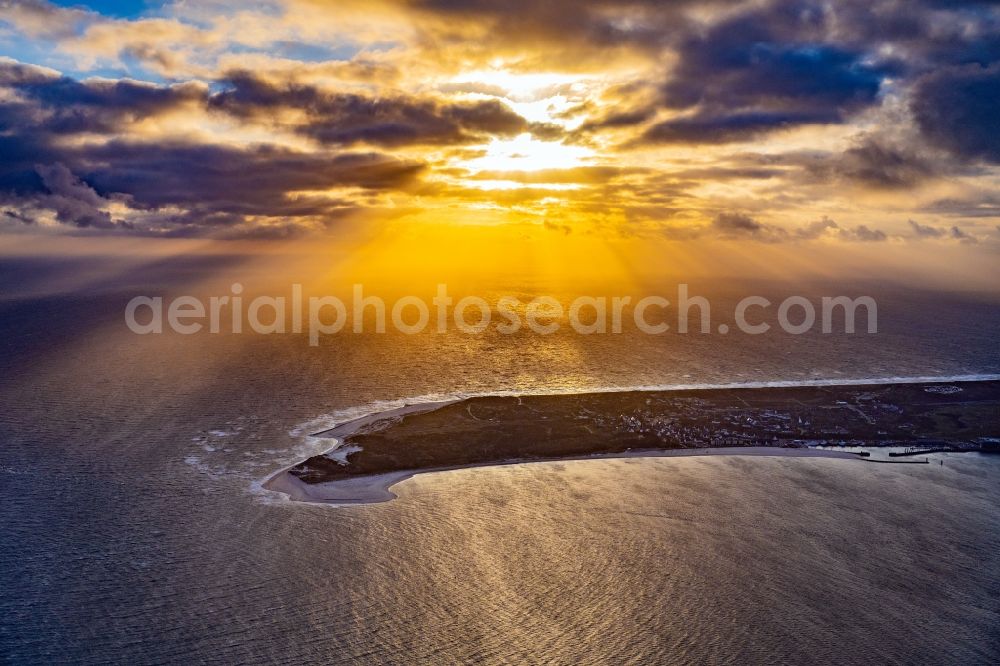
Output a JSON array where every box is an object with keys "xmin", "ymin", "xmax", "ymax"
[{"xmin": 259, "ymin": 399, "xmax": 459, "ymax": 500}]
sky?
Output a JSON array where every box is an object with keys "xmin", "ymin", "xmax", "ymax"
[{"xmin": 0, "ymin": 0, "xmax": 998, "ymax": 264}]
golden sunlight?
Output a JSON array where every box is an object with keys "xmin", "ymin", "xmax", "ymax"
[
  {"xmin": 449, "ymin": 68, "xmax": 585, "ymax": 101},
  {"xmin": 459, "ymin": 133, "xmax": 594, "ymax": 173}
]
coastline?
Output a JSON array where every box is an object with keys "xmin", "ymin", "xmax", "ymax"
[
  {"xmin": 264, "ymin": 447, "xmax": 864, "ymax": 505},
  {"xmin": 260, "ymin": 374, "xmax": 1000, "ymax": 506},
  {"xmin": 261, "ymin": 399, "xmax": 458, "ymax": 501}
]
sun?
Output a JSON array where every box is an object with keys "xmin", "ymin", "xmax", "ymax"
[
  {"xmin": 460, "ymin": 133, "xmax": 594, "ymax": 173},
  {"xmin": 449, "ymin": 68, "xmax": 584, "ymax": 102},
  {"xmin": 442, "ymin": 68, "xmax": 597, "ymax": 184}
]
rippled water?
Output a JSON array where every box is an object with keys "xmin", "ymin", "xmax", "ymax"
[{"xmin": 2, "ymin": 263, "xmax": 999, "ymax": 663}]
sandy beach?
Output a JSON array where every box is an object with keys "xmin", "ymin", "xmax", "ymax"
[
  {"xmin": 262, "ymin": 399, "xmax": 458, "ymax": 503},
  {"xmin": 265, "ymin": 446, "xmax": 863, "ymax": 505}
]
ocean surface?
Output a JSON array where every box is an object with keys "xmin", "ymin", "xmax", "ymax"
[{"xmin": 2, "ymin": 257, "xmax": 1000, "ymax": 664}]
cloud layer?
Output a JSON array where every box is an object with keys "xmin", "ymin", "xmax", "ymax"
[{"xmin": 0, "ymin": 0, "xmax": 997, "ymax": 242}]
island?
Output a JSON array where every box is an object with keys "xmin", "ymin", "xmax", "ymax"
[{"xmin": 263, "ymin": 378, "xmax": 1000, "ymax": 504}]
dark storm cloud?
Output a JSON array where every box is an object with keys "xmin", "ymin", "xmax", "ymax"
[
  {"xmin": 0, "ymin": 134, "xmax": 54, "ymax": 193},
  {"xmin": 16, "ymin": 142, "xmax": 425, "ymax": 235},
  {"xmin": 4, "ymin": 60, "xmax": 523, "ymax": 152},
  {"xmin": 0, "ymin": 59, "xmax": 203, "ymax": 135},
  {"xmin": 405, "ymin": 0, "xmax": 1000, "ymax": 74},
  {"xmin": 911, "ymin": 64, "xmax": 1000, "ymax": 163},
  {"xmin": 209, "ymin": 72, "xmax": 529, "ymax": 147},
  {"xmin": 0, "ymin": 132, "xmax": 424, "ymax": 237},
  {"xmin": 403, "ymin": 0, "xmax": 700, "ymax": 52},
  {"xmin": 837, "ymin": 0, "xmax": 1000, "ymax": 73},
  {"xmin": 83, "ymin": 142, "xmax": 425, "ymax": 212},
  {"xmin": 641, "ymin": 111, "xmax": 837, "ymax": 145},
  {"xmin": 663, "ymin": 42, "xmax": 883, "ymax": 116},
  {"xmin": 0, "ymin": 60, "xmax": 523, "ymax": 149},
  {"xmin": 643, "ymin": 2, "xmax": 888, "ymax": 144},
  {"xmin": 559, "ymin": 0, "xmax": 1000, "ymax": 153},
  {"xmin": 0, "ymin": 159, "xmax": 131, "ymax": 230},
  {"xmin": 35, "ymin": 162, "xmax": 119, "ymax": 229},
  {"xmin": 0, "ymin": 61, "xmax": 434, "ymax": 234}
]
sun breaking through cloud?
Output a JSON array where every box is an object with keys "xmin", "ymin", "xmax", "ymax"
[{"xmin": 0, "ymin": 0, "xmax": 997, "ymax": 248}]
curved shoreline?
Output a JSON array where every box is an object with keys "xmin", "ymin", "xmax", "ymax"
[
  {"xmin": 264, "ymin": 447, "xmax": 864, "ymax": 505},
  {"xmin": 261, "ymin": 399, "xmax": 459, "ymax": 502}
]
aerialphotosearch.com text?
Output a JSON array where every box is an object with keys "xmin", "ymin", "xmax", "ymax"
[{"xmin": 125, "ymin": 284, "xmax": 877, "ymax": 345}]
